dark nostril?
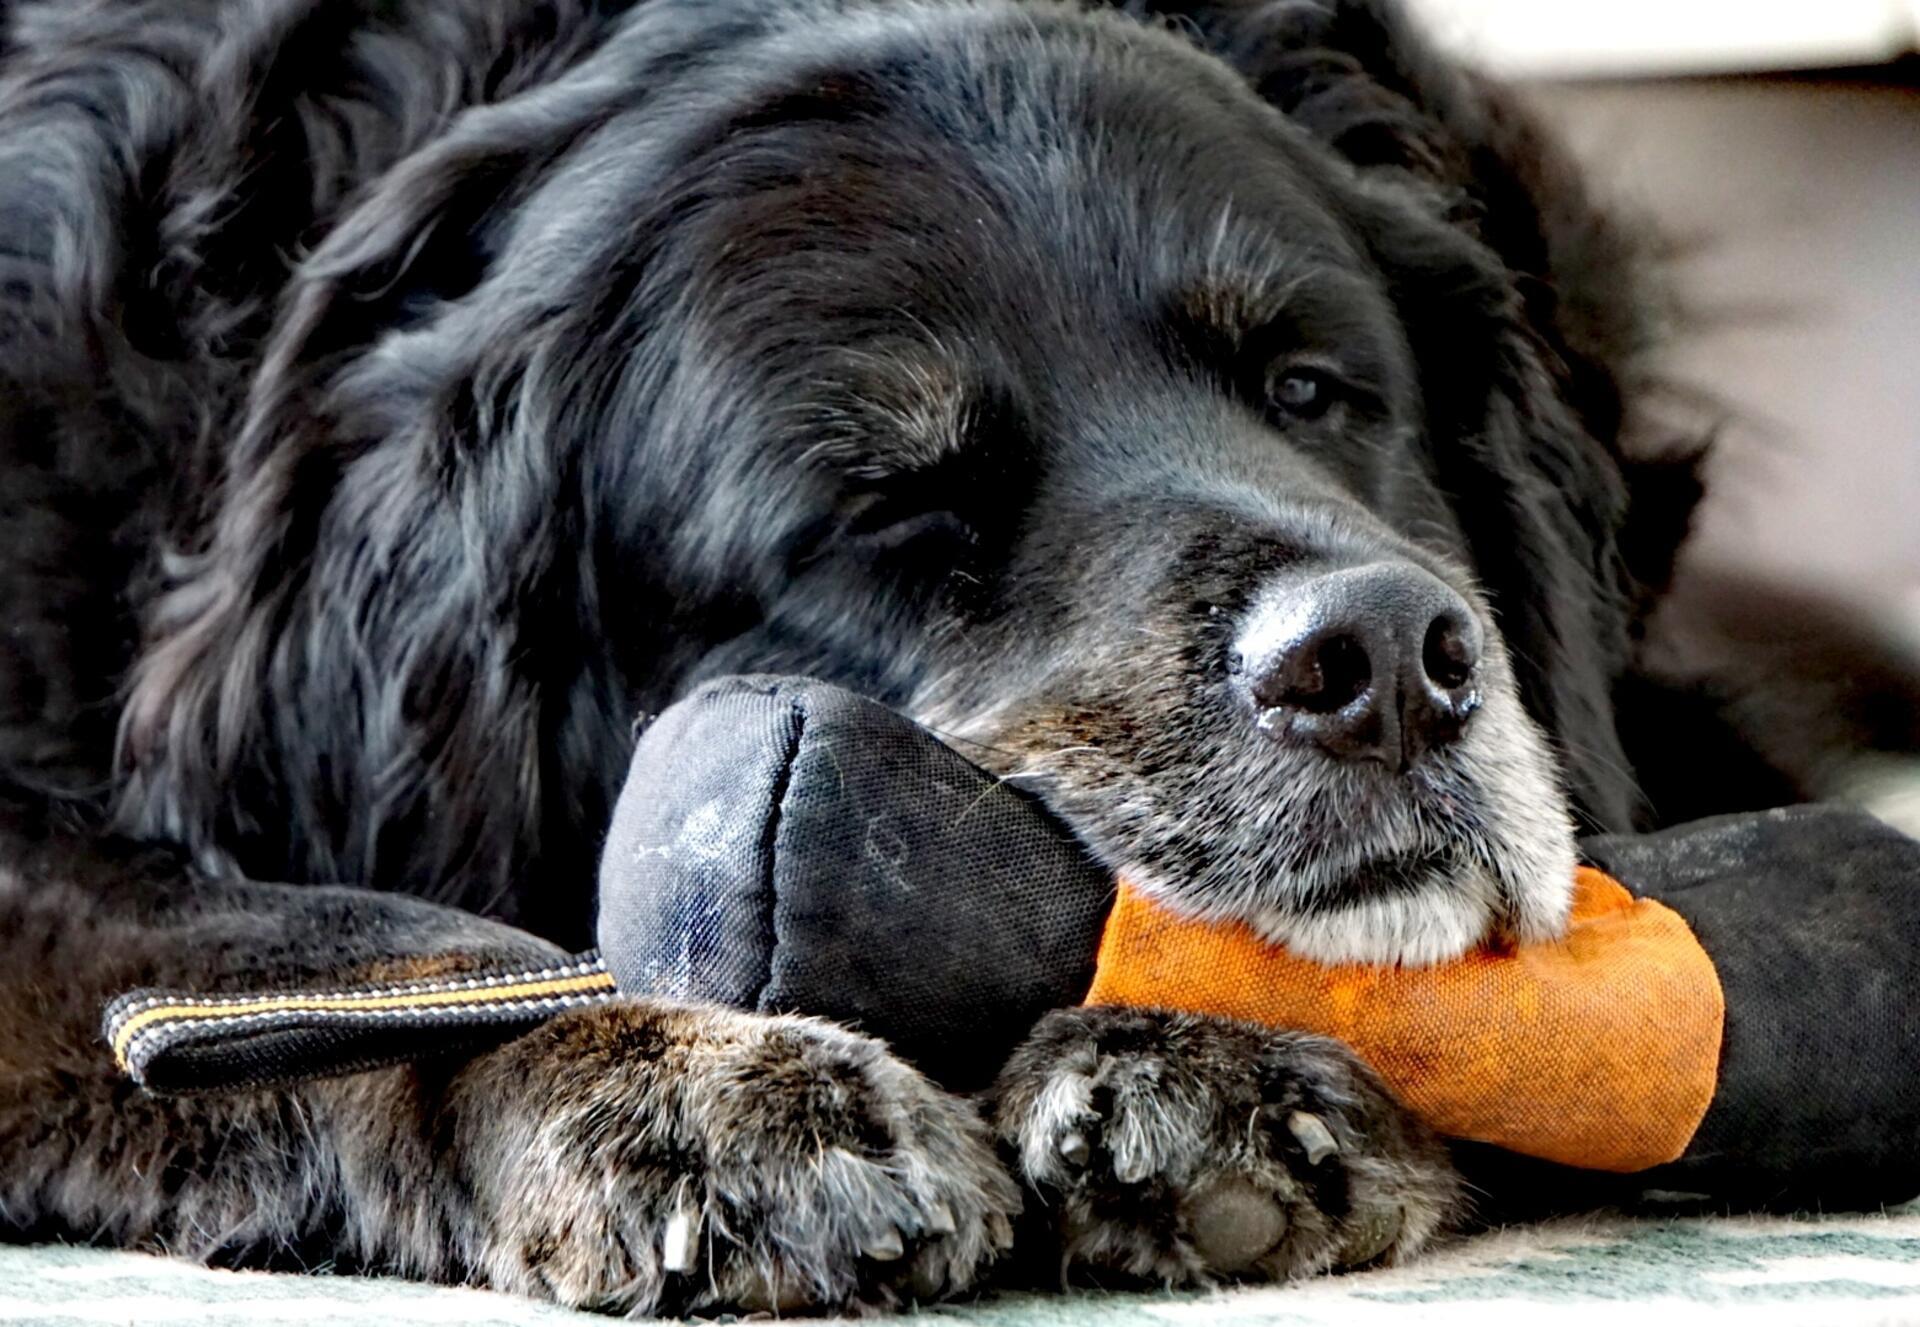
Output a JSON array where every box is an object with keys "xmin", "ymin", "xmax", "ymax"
[
  {"xmin": 1310, "ymin": 635, "xmax": 1371, "ymax": 713},
  {"xmin": 1249, "ymin": 631, "xmax": 1371, "ymax": 715},
  {"xmin": 1421, "ymin": 613, "xmax": 1479, "ymax": 691}
]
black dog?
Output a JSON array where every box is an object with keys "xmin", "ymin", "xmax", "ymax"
[{"xmin": 0, "ymin": 0, "xmax": 1862, "ymax": 1314}]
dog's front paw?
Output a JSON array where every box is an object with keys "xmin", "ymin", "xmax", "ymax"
[
  {"xmin": 991, "ymin": 1006, "xmax": 1459, "ymax": 1286},
  {"xmin": 452, "ymin": 1000, "xmax": 1019, "ymax": 1315}
]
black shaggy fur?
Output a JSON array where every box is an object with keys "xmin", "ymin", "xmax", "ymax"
[{"xmin": 0, "ymin": 0, "xmax": 1880, "ymax": 1315}]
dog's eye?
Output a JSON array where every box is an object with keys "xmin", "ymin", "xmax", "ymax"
[
  {"xmin": 789, "ymin": 489, "xmax": 972, "ymax": 579},
  {"xmin": 1265, "ymin": 366, "xmax": 1338, "ymax": 422},
  {"xmin": 841, "ymin": 489, "xmax": 971, "ymax": 552}
]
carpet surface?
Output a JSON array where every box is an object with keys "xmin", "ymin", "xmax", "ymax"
[{"xmin": 8, "ymin": 1207, "xmax": 1920, "ymax": 1326}]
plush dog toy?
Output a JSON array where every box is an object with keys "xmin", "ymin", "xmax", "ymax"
[{"xmin": 106, "ymin": 675, "xmax": 1920, "ymax": 1202}]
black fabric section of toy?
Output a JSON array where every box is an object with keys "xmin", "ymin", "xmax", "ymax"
[
  {"xmin": 1581, "ymin": 805, "xmax": 1920, "ymax": 1208},
  {"xmin": 596, "ymin": 677, "xmax": 795, "ymax": 1008},
  {"xmin": 597, "ymin": 675, "xmax": 1116, "ymax": 1090},
  {"xmin": 126, "ymin": 1015, "xmax": 554, "ymax": 1095}
]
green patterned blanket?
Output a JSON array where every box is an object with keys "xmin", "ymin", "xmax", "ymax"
[{"xmin": 7, "ymin": 1208, "xmax": 1920, "ymax": 1325}]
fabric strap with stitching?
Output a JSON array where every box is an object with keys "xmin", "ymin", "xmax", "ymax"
[{"xmin": 102, "ymin": 953, "xmax": 618, "ymax": 1093}]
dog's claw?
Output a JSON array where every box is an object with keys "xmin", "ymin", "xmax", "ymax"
[
  {"xmin": 925, "ymin": 1199, "xmax": 957, "ymax": 1236},
  {"xmin": 1287, "ymin": 1110, "xmax": 1339, "ymax": 1165},
  {"xmin": 661, "ymin": 1206, "xmax": 698, "ymax": 1274},
  {"xmin": 863, "ymin": 1228, "xmax": 905, "ymax": 1262},
  {"xmin": 1058, "ymin": 1131, "xmax": 1091, "ymax": 1168}
]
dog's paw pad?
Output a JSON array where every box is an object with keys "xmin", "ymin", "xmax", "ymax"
[{"xmin": 1187, "ymin": 1177, "xmax": 1289, "ymax": 1272}]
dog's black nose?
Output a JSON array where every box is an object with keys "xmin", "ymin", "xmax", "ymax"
[{"xmin": 1230, "ymin": 563, "xmax": 1483, "ymax": 770}]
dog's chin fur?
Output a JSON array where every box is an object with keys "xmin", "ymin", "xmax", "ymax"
[
  {"xmin": 1121, "ymin": 723, "xmax": 1576, "ymax": 967},
  {"xmin": 1243, "ymin": 677, "xmax": 1579, "ymax": 966},
  {"xmin": 1123, "ymin": 856, "xmax": 1510, "ymax": 967}
]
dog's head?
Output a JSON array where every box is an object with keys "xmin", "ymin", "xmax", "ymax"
[
  {"xmin": 122, "ymin": 3, "xmax": 1667, "ymax": 959},
  {"xmin": 617, "ymin": 8, "xmax": 1655, "ymax": 963}
]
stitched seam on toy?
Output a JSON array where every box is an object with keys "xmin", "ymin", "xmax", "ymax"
[
  {"xmin": 103, "ymin": 956, "xmax": 617, "ymax": 1075},
  {"xmin": 113, "ymin": 974, "xmax": 619, "ymax": 1060},
  {"xmin": 751, "ymin": 693, "xmax": 806, "ymax": 1011}
]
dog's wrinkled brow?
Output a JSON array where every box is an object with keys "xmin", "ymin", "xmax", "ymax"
[
  {"xmin": 1174, "ymin": 271, "xmax": 1307, "ymax": 348},
  {"xmin": 792, "ymin": 343, "xmax": 974, "ymax": 478},
  {"xmin": 1169, "ymin": 264, "xmax": 1406, "ymax": 408}
]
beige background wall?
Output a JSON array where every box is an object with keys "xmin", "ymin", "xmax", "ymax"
[{"xmin": 1529, "ymin": 73, "xmax": 1920, "ymax": 645}]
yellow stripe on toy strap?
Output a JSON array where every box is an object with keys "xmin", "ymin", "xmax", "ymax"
[
  {"xmin": 108, "ymin": 968, "xmax": 617, "ymax": 1070},
  {"xmin": 1085, "ymin": 867, "xmax": 1725, "ymax": 1173}
]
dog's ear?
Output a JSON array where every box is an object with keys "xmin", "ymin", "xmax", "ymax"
[
  {"xmin": 120, "ymin": 92, "xmax": 587, "ymax": 728},
  {"xmin": 237, "ymin": 97, "xmax": 615, "ymax": 458},
  {"xmin": 115, "ymin": 72, "xmax": 654, "ymax": 889}
]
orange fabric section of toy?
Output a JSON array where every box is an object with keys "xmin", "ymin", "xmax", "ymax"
[{"xmin": 1084, "ymin": 867, "xmax": 1725, "ymax": 1172}]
